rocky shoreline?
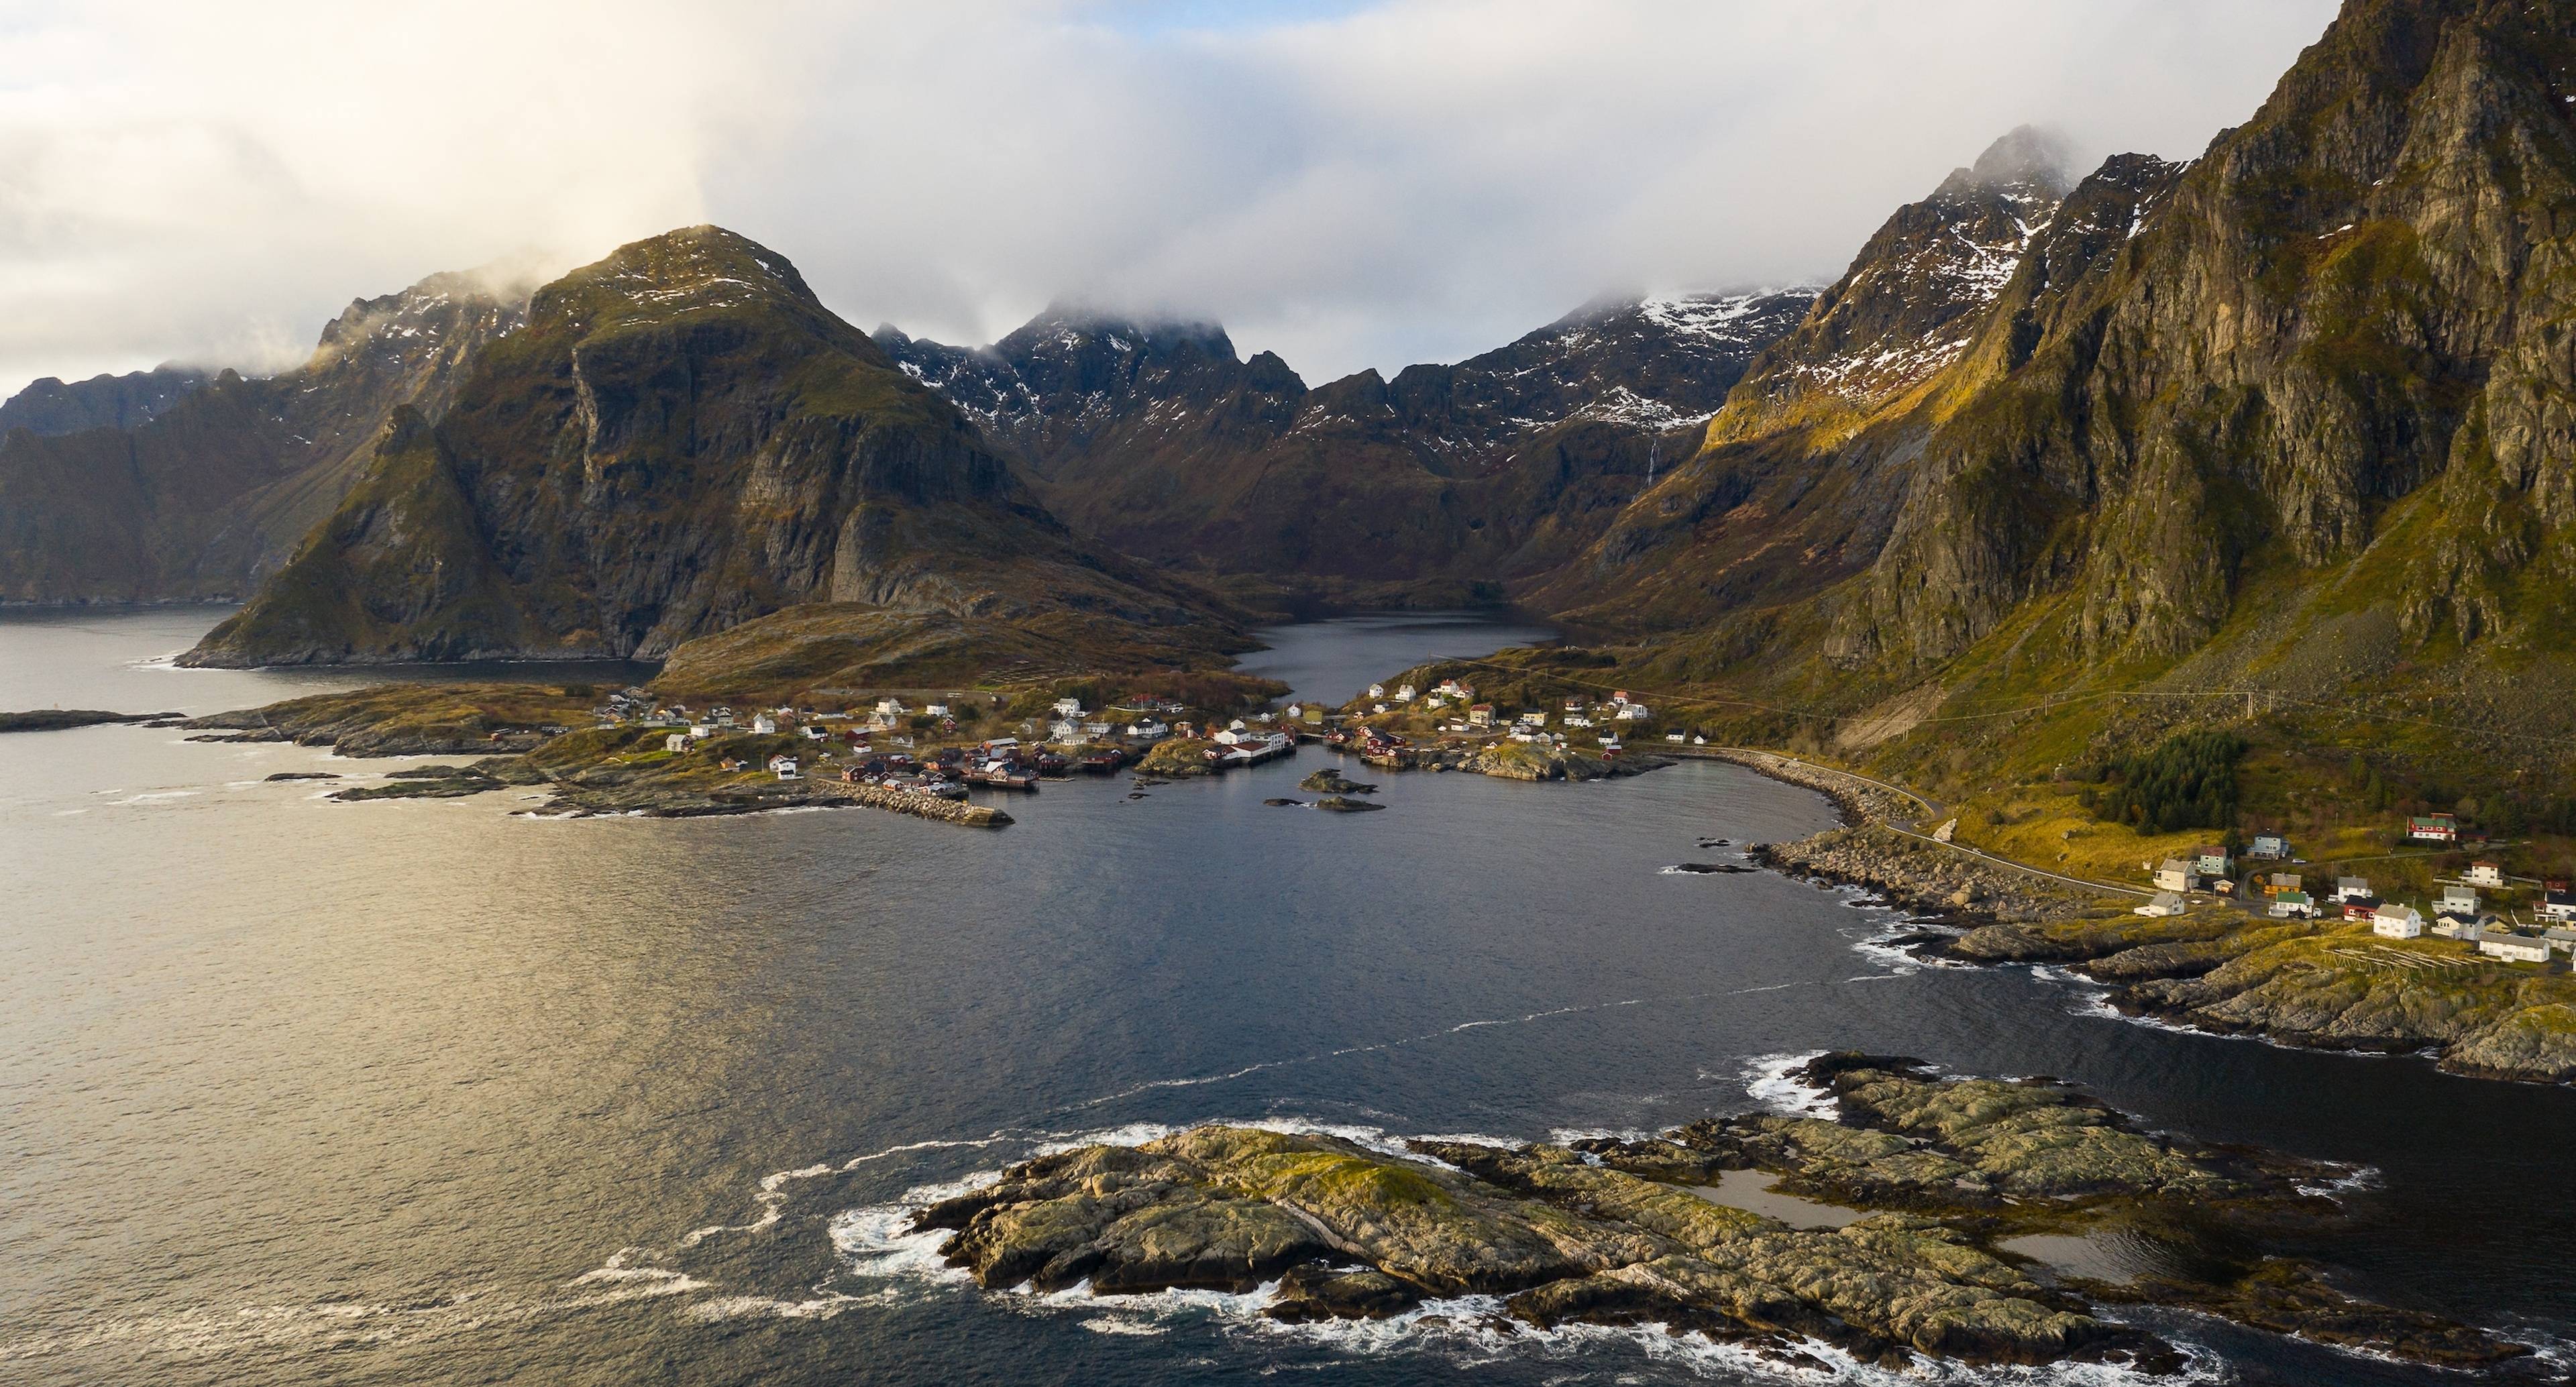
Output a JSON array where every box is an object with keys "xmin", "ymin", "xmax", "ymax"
[
  {"xmin": 904, "ymin": 1053, "xmax": 2522, "ymax": 1373},
  {"xmin": 3, "ymin": 708, "xmax": 182, "ymax": 733},
  {"xmin": 1722, "ymin": 760, "xmax": 2576, "ymax": 1084}
]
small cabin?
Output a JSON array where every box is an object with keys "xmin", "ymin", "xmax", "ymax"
[{"xmin": 2135, "ymin": 891, "xmax": 2186, "ymax": 918}]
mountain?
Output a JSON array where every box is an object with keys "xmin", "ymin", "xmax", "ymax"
[
  {"xmin": 182, "ymin": 227, "xmax": 1246, "ymax": 687},
  {"xmin": 1521, "ymin": 127, "xmax": 2105, "ymax": 630},
  {"xmin": 0, "ymin": 366, "xmax": 209, "ymax": 437},
  {"xmin": 876, "ymin": 289, "xmax": 1812, "ymax": 591},
  {"xmin": 1503, "ymin": 0, "xmax": 2576, "ymax": 827},
  {"xmin": 0, "ymin": 274, "xmax": 527, "ymax": 602}
]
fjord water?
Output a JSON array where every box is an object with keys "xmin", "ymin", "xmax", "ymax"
[{"xmin": 3, "ymin": 608, "xmax": 2571, "ymax": 1386}]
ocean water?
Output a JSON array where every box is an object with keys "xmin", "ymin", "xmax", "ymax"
[{"xmin": 3, "ymin": 606, "xmax": 2570, "ymax": 1386}]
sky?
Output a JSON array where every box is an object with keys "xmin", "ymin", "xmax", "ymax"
[{"xmin": 0, "ymin": 0, "xmax": 2344, "ymax": 396}]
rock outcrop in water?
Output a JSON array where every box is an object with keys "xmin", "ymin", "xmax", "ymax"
[{"xmin": 910, "ymin": 1053, "xmax": 2522, "ymax": 1372}]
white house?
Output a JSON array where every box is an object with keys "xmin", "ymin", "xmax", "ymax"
[
  {"xmin": 752, "ymin": 714, "xmax": 778, "ymax": 735},
  {"xmin": 2153, "ymin": 860, "xmax": 2200, "ymax": 893},
  {"xmin": 2479, "ymin": 933, "xmax": 2551, "ymax": 964},
  {"xmin": 803, "ymin": 725, "xmax": 827, "ymax": 740},
  {"xmin": 2430, "ymin": 914, "xmax": 2487, "ymax": 942},
  {"xmin": 665, "ymin": 733, "xmax": 690, "ymax": 754},
  {"xmin": 2268, "ymin": 891, "xmax": 2316, "ymax": 920},
  {"xmin": 2543, "ymin": 887, "xmax": 2576, "ymax": 924},
  {"xmin": 1564, "ymin": 715, "xmax": 1593, "ymax": 728},
  {"xmin": 2335, "ymin": 876, "xmax": 2373, "ymax": 902},
  {"xmin": 2465, "ymin": 861, "xmax": 2505, "ymax": 888},
  {"xmin": 1366, "ymin": 683, "xmax": 1385, "ymax": 700},
  {"xmin": 1666, "ymin": 732, "xmax": 1686, "ymax": 742},
  {"xmin": 1053, "ymin": 698, "xmax": 1084, "ymax": 718},
  {"xmin": 2436, "ymin": 885, "xmax": 2480, "ymax": 919},
  {"xmin": 1049, "ymin": 720, "xmax": 1079, "ymax": 742},
  {"xmin": 768, "ymin": 755, "xmax": 800, "ymax": 781},
  {"xmin": 2373, "ymin": 903, "xmax": 2424, "ymax": 939},
  {"xmin": 1395, "ymin": 684, "xmax": 1416, "ymax": 702},
  {"xmin": 876, "ymin": 698, "xmax": 906, "ymax": 717},
  {"xmin": 1519, "ymin": 711, "xmax": 1546, "ymax": 726},
  {"xmin": 924, "ymin": 703, "xmax": 949, "ymax": 718},
  {"xmin": 689, "ymin": 723, "xmax": 715, "ymax": 740},
  {"xmin": 2136, "ymin": 891, "xmax": 2186, "ymax": 918},
  {"xmin": 1617, "ymin": 704, "xmax": 1651, "ymax": 722},
  {"xmin": 1285, "ymin": 704, "xmax": 1303, "ymax": 722},
  {"xmin": 2249, "ymin": 834, "xmax": 2291, "ymax": 860}
]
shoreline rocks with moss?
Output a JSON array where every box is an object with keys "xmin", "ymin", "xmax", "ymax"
[{"xmin": 909, "ymin": 1053, "xmax": 2521, "ymax": 1372}]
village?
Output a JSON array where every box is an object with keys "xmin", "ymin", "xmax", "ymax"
[
  {"xmin": 530, "ymin": 666, "xmax": 1703, "ymax": 822},
  {"xmin": 2135, "ymin": 814, "xmax": 2576, "ymax": 971},
  {"xmin": 572, "ymin": 682, "xmax": 1303, "ymax": 813}
]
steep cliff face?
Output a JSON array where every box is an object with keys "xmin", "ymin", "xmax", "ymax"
[
  {"xmin": 184, "ymin": 227, "xmax": 1234, "ymax": 670},
  {"xmin": 1523, "ymin": 131, "xmax": 2094, "ymax": 631},
  {"xmin": 0, "ymin": 276, "xmax": 526, "ymax": 602},
  {"xmin": 1709, "ymin": 127, "xmax": 2076, "ymax": 449},
  {"xmin": 1840, "ymin": 0, "xmax": 2576, "ymax": 670},
  {"xmin": 877, "ymin": 291, "xmax": 1811, "ymax": 584},
  {"xmin": 0, "ymin": 367, "xmax": 208, "ymax": 438}
]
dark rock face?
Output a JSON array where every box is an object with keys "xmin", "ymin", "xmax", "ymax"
[
  {"xmin": 1527, "ymin": 128, "xmax": 2095, "ymax": 630},
  {"xmin": 182, "ymin": 228, "xmax": 1234, "ymax": 669},
  {"xmin": 0, "ymin": 367, "xmax": 209, "ymax": 438},
  {"xmin": 0, "ymin": 274, "xmax": 527, "ymax": 602},
  {"xmin": 875, "ymin": 290, "xmax": 1812, "ymax": 584}
]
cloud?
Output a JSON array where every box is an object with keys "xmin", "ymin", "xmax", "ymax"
[{"xmin": 1, "ymin": 0, "xmax": 2341, "ymax": 394}]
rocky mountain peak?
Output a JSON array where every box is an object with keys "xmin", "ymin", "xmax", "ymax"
[
  {"xmin": 0, "ymin": 366, "xmax": 210, "ymax": 439},
  {"xmin": 1943, "ymin": 123, "xmax": 2078, "ymax": 199},
  {"xmin": 530, "ymin": 225, "xmax": 823, "ymax": 338},
  {"xmin": 1711, "ymin": 129, "xmax": 2077, "ymax": 441}
]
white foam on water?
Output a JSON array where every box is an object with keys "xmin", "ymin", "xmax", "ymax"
[
  {"xmin": 1081, "ymin": 1315, "xmax": 1170, "ymax": 1336},
  {"xmin": 1741, "ymin": 1052, "xmax": 1837, "ymax": 1118},
  {"xmin": 683, "ymin": 1290, "xmax": 863, "ymax": 1323}
]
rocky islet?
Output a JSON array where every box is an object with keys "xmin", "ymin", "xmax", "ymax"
[{"xmin": 904, "ymin": 1052, "xmax": 2522, "ymax": 1372}]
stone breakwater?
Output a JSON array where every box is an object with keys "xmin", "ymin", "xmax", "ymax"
[
  {"xmin": 1755, "ymin": 826, "xmax": 2103, "ymax": 926},
  {"xmin": 904, "ymin": 1053, "xmax": 2520, "ymax": 1373},
  {"xmin": 1695, "ymin": 748, "xmax": 1917, "ymax": 825},
  {"xmin": 835, "ymin": 782, "xmax": 1012, "ymax": 828}
]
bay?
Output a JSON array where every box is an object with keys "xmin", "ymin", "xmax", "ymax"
[{"xmin": 3, "ymin": 606, "xmax": 2568, "ymax": 1386}]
